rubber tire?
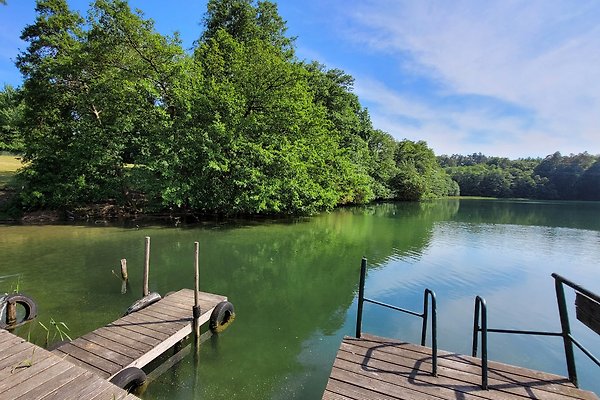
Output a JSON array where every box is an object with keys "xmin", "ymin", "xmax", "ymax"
[
  {"xmin": 209, "ymin": 301, "xmax": 235, "ymax": 334},
  {"xmin": 0, "ymin": 293, "xmax": 37, "ymax": 328},
  {"xmin": 109, "ymin": 367, "xmax": 147, "ymax": 392}
]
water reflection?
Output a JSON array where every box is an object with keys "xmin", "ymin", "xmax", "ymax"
[{"xmin": 0, "ymin": 199, "xmax": 599, "ymax": 398}]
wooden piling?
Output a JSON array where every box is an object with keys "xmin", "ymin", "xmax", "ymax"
[
  {"xmin": 120, "ymin": 259, "xmax": 128, "ymax": 281},
  {"xmin": 143, "ymin": 237, "xmax": 150, "ymax": 297},
  {"xmin": 193, "ymin": 241, "xmax": 201, "ymax": 342},
  {"xmin": 6, "ymin": 301, "xmax": 16, "ymax": 326}
]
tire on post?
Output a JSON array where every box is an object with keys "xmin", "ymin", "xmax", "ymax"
[
  {"xmin": 0, "ymin": 293, "xmax": 38, "ymax": 328},
  {"xmin": 209, "ymin": 301, "xmax": 235, "ymax": 334},
  {"xmin": 109, "ymin": 367, "xmax": 147, "ymax": 392}
]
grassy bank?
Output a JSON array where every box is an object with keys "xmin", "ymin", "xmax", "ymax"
[{"xmin": 0, "ymin": 154, "xmax": 22, "ymax": 189}]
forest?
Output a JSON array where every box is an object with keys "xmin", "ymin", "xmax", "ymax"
[
  {"xmin": 0, "ymin": 0, "xmax": 458, "ymax": 217},
  {"xmin": 439, "ymin": 152, "xmax": 600, "ymax": 200},
  {"xmin": 1, "ymin": 0, "xmax": 598, "ymax": 220}
]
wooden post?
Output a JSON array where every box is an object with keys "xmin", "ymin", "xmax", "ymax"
[
  {"xmin": 6, "ymin": 302, "xmax": 16, "ymax": 326},
  {"xmin": 120, "ymin": 259, "xmax": 128, "ymax": 281},
  {"xmin": 143, "ymin": 237, "xmax": 150, "ymax": 297},
  {"xmin": 193, "ymin": 241, "xmax": 201, "ymax": 342}
]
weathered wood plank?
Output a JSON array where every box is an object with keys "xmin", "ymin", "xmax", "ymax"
[
  {"xmin": 38, "ymin": 371, "xmax": 105, "ymax": 400},
  {"xmin": 69, "ymin": 337, "xmax": 135, "ymax": 367},
  {"xmin": 93, "ymin": 324, "xmax": 162, "ymax": 347},
  {"xmin": 119, "ymin": 310, "xmax": 188, "ymax": 335},
  {"xmin": 323, "ymin": 335, "xmax": 599, "ymax": 400},
  {"xmin": 15, "ymin": 365, "xmax": 86, "ymax": 400},
  {"xmin": 0, "ymin": 361, "xmax": 76, "ymax": 400},
  {"xmin": 338, "ymin": 345, "xmax": 580, "ymax": 400},
  {"xmin": 326, "ymin": 370, "xmax": 404, "ymax": 399},
  {"xmin": 0, "ymin": 341, "xmax": 37, "ymax": 370},
  {"xmin": 82, "ymin": 331, "xmax": 145, "ymax": 359},
  {"xmin": 53, "ymin": 348, "xmax": 115, "ymax": 378},
  {"xmin": 576, "ymin": 293, "xmax": 600, "ymax": 335},
  {"xmin": 351, "ymin": 335, "xmax": 593, "ymax": 399},
  {"xmin": 0, "ymin": 356, "xmax": 61, "ymax": 393},
  {"xmin": 91, "ymin": 326, "xmax": 156, "ymax": 353},
  {"xmin": 0, "ymin": 331, "xmax": 139, "ymax": 400}
]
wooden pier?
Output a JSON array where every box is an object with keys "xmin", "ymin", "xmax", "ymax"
[
  {"xmin": 323, "ymin": 334, "xmax": 599, "ymax": 400},
  {"xmin": 52, "ymin": 289, "xmax": 226, "ymax": 380},
  {"xmin": 0, "ymin": 329, "xmax": 139, "ymax": 400},
  {"xmin": 0, "ymin": 288, "xmax": 227, "ymax": 399}
]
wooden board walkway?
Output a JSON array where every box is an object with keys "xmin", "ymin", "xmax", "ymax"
[
  {"xmin": 0, "ymin": 329, "xmax": 139, "ymax": 400},
  {"xmin": 52, "ymin": 289, "xmax": 226, "ymax": 380},
  {"xmin": 323, "ymin": 334, "xmax": 599, "ymax": 400}
]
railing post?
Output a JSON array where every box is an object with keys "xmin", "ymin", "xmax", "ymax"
[
  {"xmin": 355, "ymin": 257, "xmax": 367, "ymax": 338},
  {"xmin": 555, "ymin": 277, "xmax": 578, "ymax": 386},
  {"xmin": 472, "ymin": 296, "xmax": 488, "ymax": 390},
  {"xmin": 422, "ymin": 289, "xmax": 437, "ymax": 376}
]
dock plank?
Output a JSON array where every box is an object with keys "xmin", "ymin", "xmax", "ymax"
[
  {"xmin": 0, "ymin": 289, "xmax": 227, "ymax": 399},
  {"xmin": 324, "ymin": 335, "xmax": 599, "ymax": 400}
]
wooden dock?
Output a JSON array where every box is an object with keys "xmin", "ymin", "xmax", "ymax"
[
  {"xmin": 323, "ymin": 334, "xmax": 599, "ymax": 400},
  {"xmin": 52, "ymin": 288, "xmax": 226, "ymax": 380},
  {"xmin": 0, "ymin": 329, "xmax": 139, "ymax": 400}
]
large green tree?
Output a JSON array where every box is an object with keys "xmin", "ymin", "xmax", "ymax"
[
  {"xmin": 0, "ymin": 85, "xmax": 24, "ymax": 152},
  {"xmin": 14, "ymin": 0, "xmax": 456, "ymax": 216}
]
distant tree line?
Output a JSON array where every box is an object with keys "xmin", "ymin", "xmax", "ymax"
[
  {"xmin": 439, "ymin": 152, "xmax": 600, "ymax": 200},
  {"xmin": 1, "ymin": 0, "xmax": 457, "ymax": 216}
]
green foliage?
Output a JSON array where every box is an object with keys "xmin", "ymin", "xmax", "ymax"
[
  {"xmin": 392, "ymin": 140, "xmax": 457, "ymax": 200},
  {"xmin": 0, "ymin": 85, "xmax": 25, "ymax": 152},
  {"xmin": 442, "ymin": 152, "xmax": 600, "ymax": 200},
  {"xmin": 39, "ymin": 317, "xmax": 72, "ymax": 347},
  {"xmin": 15, "ymin": 0, "xmax": 459, "ymax": 216}
]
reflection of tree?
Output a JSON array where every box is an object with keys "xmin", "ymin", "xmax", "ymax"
[
  {"xmin": 3, "ymin": 201, "xmax": 461, "ymax": 399},
  {"xmin": 451, "ymin": 199, "xmax": 600, "ymax": 231},
  {"xmin": 168, "ymin": 201, "xmax": 459, "ymax": 399}
]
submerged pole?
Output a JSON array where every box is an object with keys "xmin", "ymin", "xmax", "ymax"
[
  {"xmin": 143, "ymin": 237, "xmax": 150, "ymax": 297},
  {"xmin": 120, "ymin": 259, "xmax": 128, "ymax": 281},
  {"xmin": 193, "ymin": 241, "xmax": 201, "ymax": 342}
]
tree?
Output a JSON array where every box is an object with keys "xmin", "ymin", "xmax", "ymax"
[
  {"xmin": 0, "ymin": 85, "xmax": 24, "ymax": 152},
  {"xmin": 576, "ymin": 160, "xmax": 600, "ymax": 200},
  {"xmin": 202, "ymin": 0, "xmax": 294, "ymax": 58},
  {"xmin": 392, "ymin": 140, "xmax": 455, "ymax": 200}
]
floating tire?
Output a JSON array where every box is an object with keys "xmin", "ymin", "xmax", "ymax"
[
  {"xmin": 124, "ymin": 292, "xmax": 161, "ymax": 316},
  {"xmin": 209, "ymin": 301, "xmax": 235, "ymax": 334},
  {"xmin": 109, "ymin": 367, "xmax": 147, "ymax": 392},
  {"xmin": 0, "ymin": 293, "xmax": 37, "ymax": 329}
]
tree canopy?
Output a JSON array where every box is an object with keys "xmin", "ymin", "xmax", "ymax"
[
  {"xmin": 6, "ymin": 0, "xmax": 457, "ymax": 217},
  {"xmin": 440, "ymin": 152, "xmax": 600, "ymax": 200}
]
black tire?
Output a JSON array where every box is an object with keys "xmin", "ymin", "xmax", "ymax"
[
  {"xmin": 209, "ymin": 301, "xmax": 235, "ymax": 334},
  {"xmin": 124, "ymin": 292, "xmax": 161, "ymax": 315},
  {"xmin": 1, "ymin": 293, "xmax": 37, "ymax": 328},
  {"xmin": 109, "ymin": 367, "xmax": 147, "ymax": 392}
]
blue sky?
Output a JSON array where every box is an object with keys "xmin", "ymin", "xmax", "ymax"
[{"xmin": 1, "ymin": 0, "xmax": 599, "ymax": 158}]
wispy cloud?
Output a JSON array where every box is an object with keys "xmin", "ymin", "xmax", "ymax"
[{"xmin": 340, "ymin": 0, "xmax": 600, "ymax": 157}]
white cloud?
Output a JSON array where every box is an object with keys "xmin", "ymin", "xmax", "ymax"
[{"xmin": 341, "ymin": 0, "xmax": 600, "ymax": 157}]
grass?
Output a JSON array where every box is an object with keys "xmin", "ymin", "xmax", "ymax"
[{"xmin": 0, "ymin": 154, "xmax": 23, "ymax": 189}]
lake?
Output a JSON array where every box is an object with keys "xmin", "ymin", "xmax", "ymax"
[{"xmin": 1, "ymin": 199, "xmax": 599, "ymax": 398}]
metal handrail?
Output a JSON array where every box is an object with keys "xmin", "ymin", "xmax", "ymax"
[
  {"xmin": 355, "ymin": 257, "xmax": 438, "ymax": 376},
  {"xmin": 472, "ymin": 273, "xmax": 600, "ymax": 390}
]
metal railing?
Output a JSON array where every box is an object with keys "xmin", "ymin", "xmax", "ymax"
[
  {"xmin": 472, "ymin": 273, "xmax": 600, "ymax": 390},
  {"xmin": 355, "ymin": 257, "xmax": 438, "ymax": 376}
]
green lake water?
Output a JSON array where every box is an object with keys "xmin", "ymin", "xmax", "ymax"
[{"xmin": 1, "ymin": 199, "xmax": 599, "ymax": 398}]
